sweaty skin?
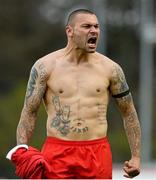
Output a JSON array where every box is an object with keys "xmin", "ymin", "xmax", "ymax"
[{"xmin": 16, "ymin": 12, "xmax": 141, "ymax": 178}]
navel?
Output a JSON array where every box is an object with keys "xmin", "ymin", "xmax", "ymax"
[
  {"xmin": 77, "ymin": 122, "xmax": 82, "ymax": 126},
  {"xmin": 59, "ymin": 89, "xmax": 64, "ymax": 94}
]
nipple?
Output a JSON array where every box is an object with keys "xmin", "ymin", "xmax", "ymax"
[{"xmin": 96, "ymin": 89, "xmax": 101, "ymax": 92}]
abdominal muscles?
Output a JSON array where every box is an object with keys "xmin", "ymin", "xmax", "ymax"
[{"xmin": 46, "ymin": 96, "xmax": 108, "ymax": 140}]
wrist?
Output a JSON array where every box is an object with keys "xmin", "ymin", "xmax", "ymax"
[
  {"xmin": 131, "ymin": 156, "xmax": 141, "ymax": 164},
  {"xmin": 131, "ymin": 155, "xmax": 140, "ymax": 159}
]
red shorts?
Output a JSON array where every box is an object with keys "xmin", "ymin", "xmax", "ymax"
[{"xmin": 41, "ymin": 137, "xmax": 112, "ymax": 179}]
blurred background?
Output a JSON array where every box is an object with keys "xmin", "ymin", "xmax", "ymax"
[{"xmin": 0, "ymin": 0, "xmax": 156, "ymax": 178}]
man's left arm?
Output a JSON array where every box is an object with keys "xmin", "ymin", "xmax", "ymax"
[{"xmin": 109, "ymin": 63, "xmax": 141, "ymax": 178}]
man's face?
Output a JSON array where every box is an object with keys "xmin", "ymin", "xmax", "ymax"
[{"xmin": 69, "ymin": 13, "xmax": 100, "ymax": 53}]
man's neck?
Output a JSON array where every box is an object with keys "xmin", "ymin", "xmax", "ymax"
[{"xmin": 64, "ymin": 44, "xmax": 92, "ymax": 65}]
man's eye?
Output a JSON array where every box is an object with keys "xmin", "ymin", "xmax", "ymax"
[
  {"xmin": 94, "ymin": 25, "xmax": 99, "ymax": 29},
  {"xmin": 82, "ymin": 25, "xmax": 99, "ymax": 29},
  {"xmin": 83, "ymin": 25, "xmax": 91, "ymax": 28}
]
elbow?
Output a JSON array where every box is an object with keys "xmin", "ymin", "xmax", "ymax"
[{"xmin": 21, "ymin": 105, "xmax": 38, "ymax": 118}]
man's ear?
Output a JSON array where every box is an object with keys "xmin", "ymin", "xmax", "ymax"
[{"xmin": 66, "ymin": 25, "xmax": 73, "ymax": 37}]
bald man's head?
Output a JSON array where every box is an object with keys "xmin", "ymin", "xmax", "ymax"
[{"xmin": 66, "ymin": 9, "xmax": 95, "ymax": 27}]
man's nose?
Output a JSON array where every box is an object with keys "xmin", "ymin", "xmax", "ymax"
[{"xmin": 90, "ymin": 26, "xmax": 98, "ymax": 33}]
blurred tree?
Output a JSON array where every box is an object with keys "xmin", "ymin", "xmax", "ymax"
[{"xmin": 0, "ymin": 0, "xmax": 66, "ymax": 93}]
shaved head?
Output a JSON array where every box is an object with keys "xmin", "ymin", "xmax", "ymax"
[{"xmin": 66, "ymin": 9, "xmax": 95, "ymax": 26}]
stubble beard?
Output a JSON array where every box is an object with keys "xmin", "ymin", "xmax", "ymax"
[{"xmin": 82, "ymin": 42, "xmax": 97, "ymax": 53}]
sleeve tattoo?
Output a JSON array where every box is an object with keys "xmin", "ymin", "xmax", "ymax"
[
  {"xmin": 110, "ymin": 64, "xmax": 129, "ymax": 96},
  {"xmin": 110, "ymin": 64, "xmax": 141, "ymax": 158},
  {"xmin": 16, "ymin": 61, "xmax": 48, "ymax": 145}
]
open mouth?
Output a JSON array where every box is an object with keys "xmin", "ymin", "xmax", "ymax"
[{"xmin": 87, "ymin": 37, "xmax": 97, "ymax": 45}]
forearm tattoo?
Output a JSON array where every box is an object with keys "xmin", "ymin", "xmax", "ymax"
[
  {"xmin": 123, "ymin": 110, "xmax": 141, "ymax": 157},
  {"xmin": 17, "ymin": 62, "xmax": 48, "ymax": 144},
  {"xmin": 17, "ymin": 110, "xmax": 36, "ymax": 144},
  {"xmin": 110, "ymin": 64, "xmax": 141, "ymax": 156},
  {"xmin": 116, "ymin": 94, "xmax": 141, "ymax": 157}
]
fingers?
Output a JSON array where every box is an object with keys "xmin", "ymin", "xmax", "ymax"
[
  {"xmin": 123, "ymin": 161, "xmax": 140, "ymax": 178},
  {"xmin": 123, "ymin": 161, "xmax": 134, "ymax": 173},
  {"xmin": 123, "ymin": 170, "xmax": 140, "ymax": 178},
  {"xmin": 123, "ymin": 174, "xmax": 133, "ymax": 178}
]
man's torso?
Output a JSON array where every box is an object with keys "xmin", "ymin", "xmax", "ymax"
[{"xmin": 40, "ymin": 49, "xmax": 114, "ymax": 140}]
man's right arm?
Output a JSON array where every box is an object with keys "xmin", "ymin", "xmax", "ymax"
[{"xmin": 16, "ymin": 61, "xmax": 48, "ymax": 145}]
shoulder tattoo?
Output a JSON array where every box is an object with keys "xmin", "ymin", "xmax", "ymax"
[
  {"xmin": 111, "ymin": 64, "xmax": 130, "ymax": 98},
  {"xmin": 26, "ymin": 66, "xmax": 38, "ymax": 99},
  {"xmin": 25, "ymin": 62, "xmax": 48, "ymax": 104}
]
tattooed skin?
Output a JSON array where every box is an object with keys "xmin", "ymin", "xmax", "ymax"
[
  {"xmin": 26, "ymin": 67, "xmax": 38, "ymax": 99},
  {"xmin": 110, "ymin": 64, "xmax": 141, "ymax": 158},
  {"xmin": 115, "ymin": 91, "xmax": 141, "ymax": 157},
  {"xmin": 97, "ymin": 103, "xmax": 107, "ymax": 125},
  {"xmin": 123, "ymin": 110, "xmax": 141, "ymax": 157},
  {"xmin": 17, "ymin": 61, "xmax": 48, "ymax": 144},
  {"xmin": 70, "ymin": 123, "xmax": 89, "ymax": 134},
  {"xmin": 111, "ymin": 64, "xmax": 129, "ymax": 95},
  {"xmin": 51, "ymin": 96, "xmax": 89, "ymax": 136},
  {"xmin": 17, "ymin": 109, "xmax": 36, "ymax": 144},
  {"xmin": 51, "ymin": 96, "xmax": 71, "ymax": 136}
]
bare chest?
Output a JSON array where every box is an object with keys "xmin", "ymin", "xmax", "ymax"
[{"xmin": 47, "ymin": 65, "xmax": 110, "ymax": 98}]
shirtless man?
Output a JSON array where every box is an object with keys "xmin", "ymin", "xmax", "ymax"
[{"xmin": 7, "ymin": 9, "xmax": 141, "ymax": 179}]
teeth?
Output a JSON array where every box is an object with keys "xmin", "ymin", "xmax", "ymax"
[{"xmin": 88, "ymin": 37, "xmax": 96, "ymax": 44}]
